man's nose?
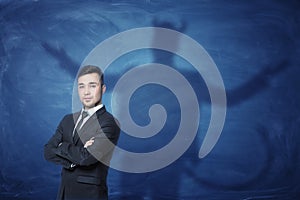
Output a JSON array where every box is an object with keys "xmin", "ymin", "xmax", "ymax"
[{"xmin": 84, "ymin": 87, "xmax": 90, "ymax": 94}]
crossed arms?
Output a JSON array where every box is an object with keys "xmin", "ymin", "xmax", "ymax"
[{"xmin": 44, "ymin": 115, "xmax": 119, "ymax": 169}]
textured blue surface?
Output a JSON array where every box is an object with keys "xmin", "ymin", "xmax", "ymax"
[{"xmin": 1, "ymin": 0, "xmax": 300, "ymax": 199}]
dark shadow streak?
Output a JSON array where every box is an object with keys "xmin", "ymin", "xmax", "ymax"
[
  {"xmin": 226, "ymin": 59, "xmax": 290, "ymax": 107},
  {"xmin": 152, "ymin": 19, "xmax": 187, "ymax": 68},
  {"xmin": 41, "ymin": 42, "xmax": 80, "ymax": 79}
]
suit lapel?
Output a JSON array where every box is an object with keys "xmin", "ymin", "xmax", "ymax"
[
  {"xmin": 72, "ymin": 112, "xmax": 81, "ymax": 143},
  {"xmin": 73, "ymin": 107, "xmax": 106, "ymax": 144}
]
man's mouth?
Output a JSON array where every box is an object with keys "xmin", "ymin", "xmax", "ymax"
[{"xmin": 84, "ymin": 98, "xmax": 92, "ymax": 101}]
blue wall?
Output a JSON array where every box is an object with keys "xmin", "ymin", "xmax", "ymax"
[{"xmin": 1, "ymin": 0, "xmax": 300, "ymax": 199}]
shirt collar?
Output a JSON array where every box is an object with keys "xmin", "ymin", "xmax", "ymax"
[{"xmin": 82, "ymin": 104, "xmax": 103, "ymax": 117}]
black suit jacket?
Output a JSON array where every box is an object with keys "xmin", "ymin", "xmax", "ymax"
[{"xmin": 44, "ymin": 106, "xmax": 120, "ymax": 200}]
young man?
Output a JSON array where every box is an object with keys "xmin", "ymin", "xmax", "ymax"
[{"xmin": 44, "ymin": 65, "xmax": 120, "ymax": 200}]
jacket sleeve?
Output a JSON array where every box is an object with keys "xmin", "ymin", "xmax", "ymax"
[
  {"xmin": 44, "ymin": 116, "xmax": 73, "ymax": 169},
  {"xmin": 54, "ymin": 119, "xmax": 120, "ymax": 167}
]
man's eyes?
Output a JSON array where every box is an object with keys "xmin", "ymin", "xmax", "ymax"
[{"xmin": 78, "ymin": 84, "xmax": 98, "ymax": 89}]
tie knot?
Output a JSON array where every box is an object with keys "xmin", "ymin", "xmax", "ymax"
[{"xmin": 81, "ymin": 111, "xmax": 89, "ymax": 119}]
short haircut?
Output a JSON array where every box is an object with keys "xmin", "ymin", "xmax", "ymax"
[{"xmin": 77, "ymin": 65, "xmax": 104, "ymax": 84}]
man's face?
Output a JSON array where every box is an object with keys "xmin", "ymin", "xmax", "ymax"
[{"xmin": 77, "ymin": 73, "xmax": 106, "ymax": 110}]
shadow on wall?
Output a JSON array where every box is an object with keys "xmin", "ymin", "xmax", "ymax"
[
  {"xmin": 41, "ymin": 42, "xmax": 80, "ymax": 79},
  {"xmin": 40, "ymin": 17, "xmax": 293, "ymax": 198}
]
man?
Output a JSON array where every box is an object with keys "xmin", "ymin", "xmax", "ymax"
[{"xmin": 44, "ymin": 65, "xmax": 120, "ymax": 200}]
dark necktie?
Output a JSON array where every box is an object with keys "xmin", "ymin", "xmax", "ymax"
[
  {"xmin": 76, "ymin": 111, "xmax": 89, "ymax": 131},
  {"xmin": 73, "ymin": 111, "xmax": 89, "ymax": 140}
]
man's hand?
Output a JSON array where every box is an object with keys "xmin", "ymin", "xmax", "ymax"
[{"xmin": 84, "ymin": 137, "xmax": 95, "ymax": 148}]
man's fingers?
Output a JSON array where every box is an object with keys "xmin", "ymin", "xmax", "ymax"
[{"xmin": 84, "ymin": 139, "xmax": 95, "ymax": 148}]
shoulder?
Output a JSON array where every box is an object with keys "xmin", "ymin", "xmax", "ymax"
[
  {"xmin": 97, "ymin": 107, "xmax": 120, "ymax": 127},
  {"xmin": 59, "ymin": 112, "xmax": 80, "ymax": 124}
]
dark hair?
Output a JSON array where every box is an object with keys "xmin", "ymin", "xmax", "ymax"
[{"xmin": 77, "ymin": 65, "xmax": 104, "ymax": 84}]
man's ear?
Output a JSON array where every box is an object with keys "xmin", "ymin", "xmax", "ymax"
[{"xmin": 102, "ymin": 84, "xmax": 106, "ymax": 94}]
